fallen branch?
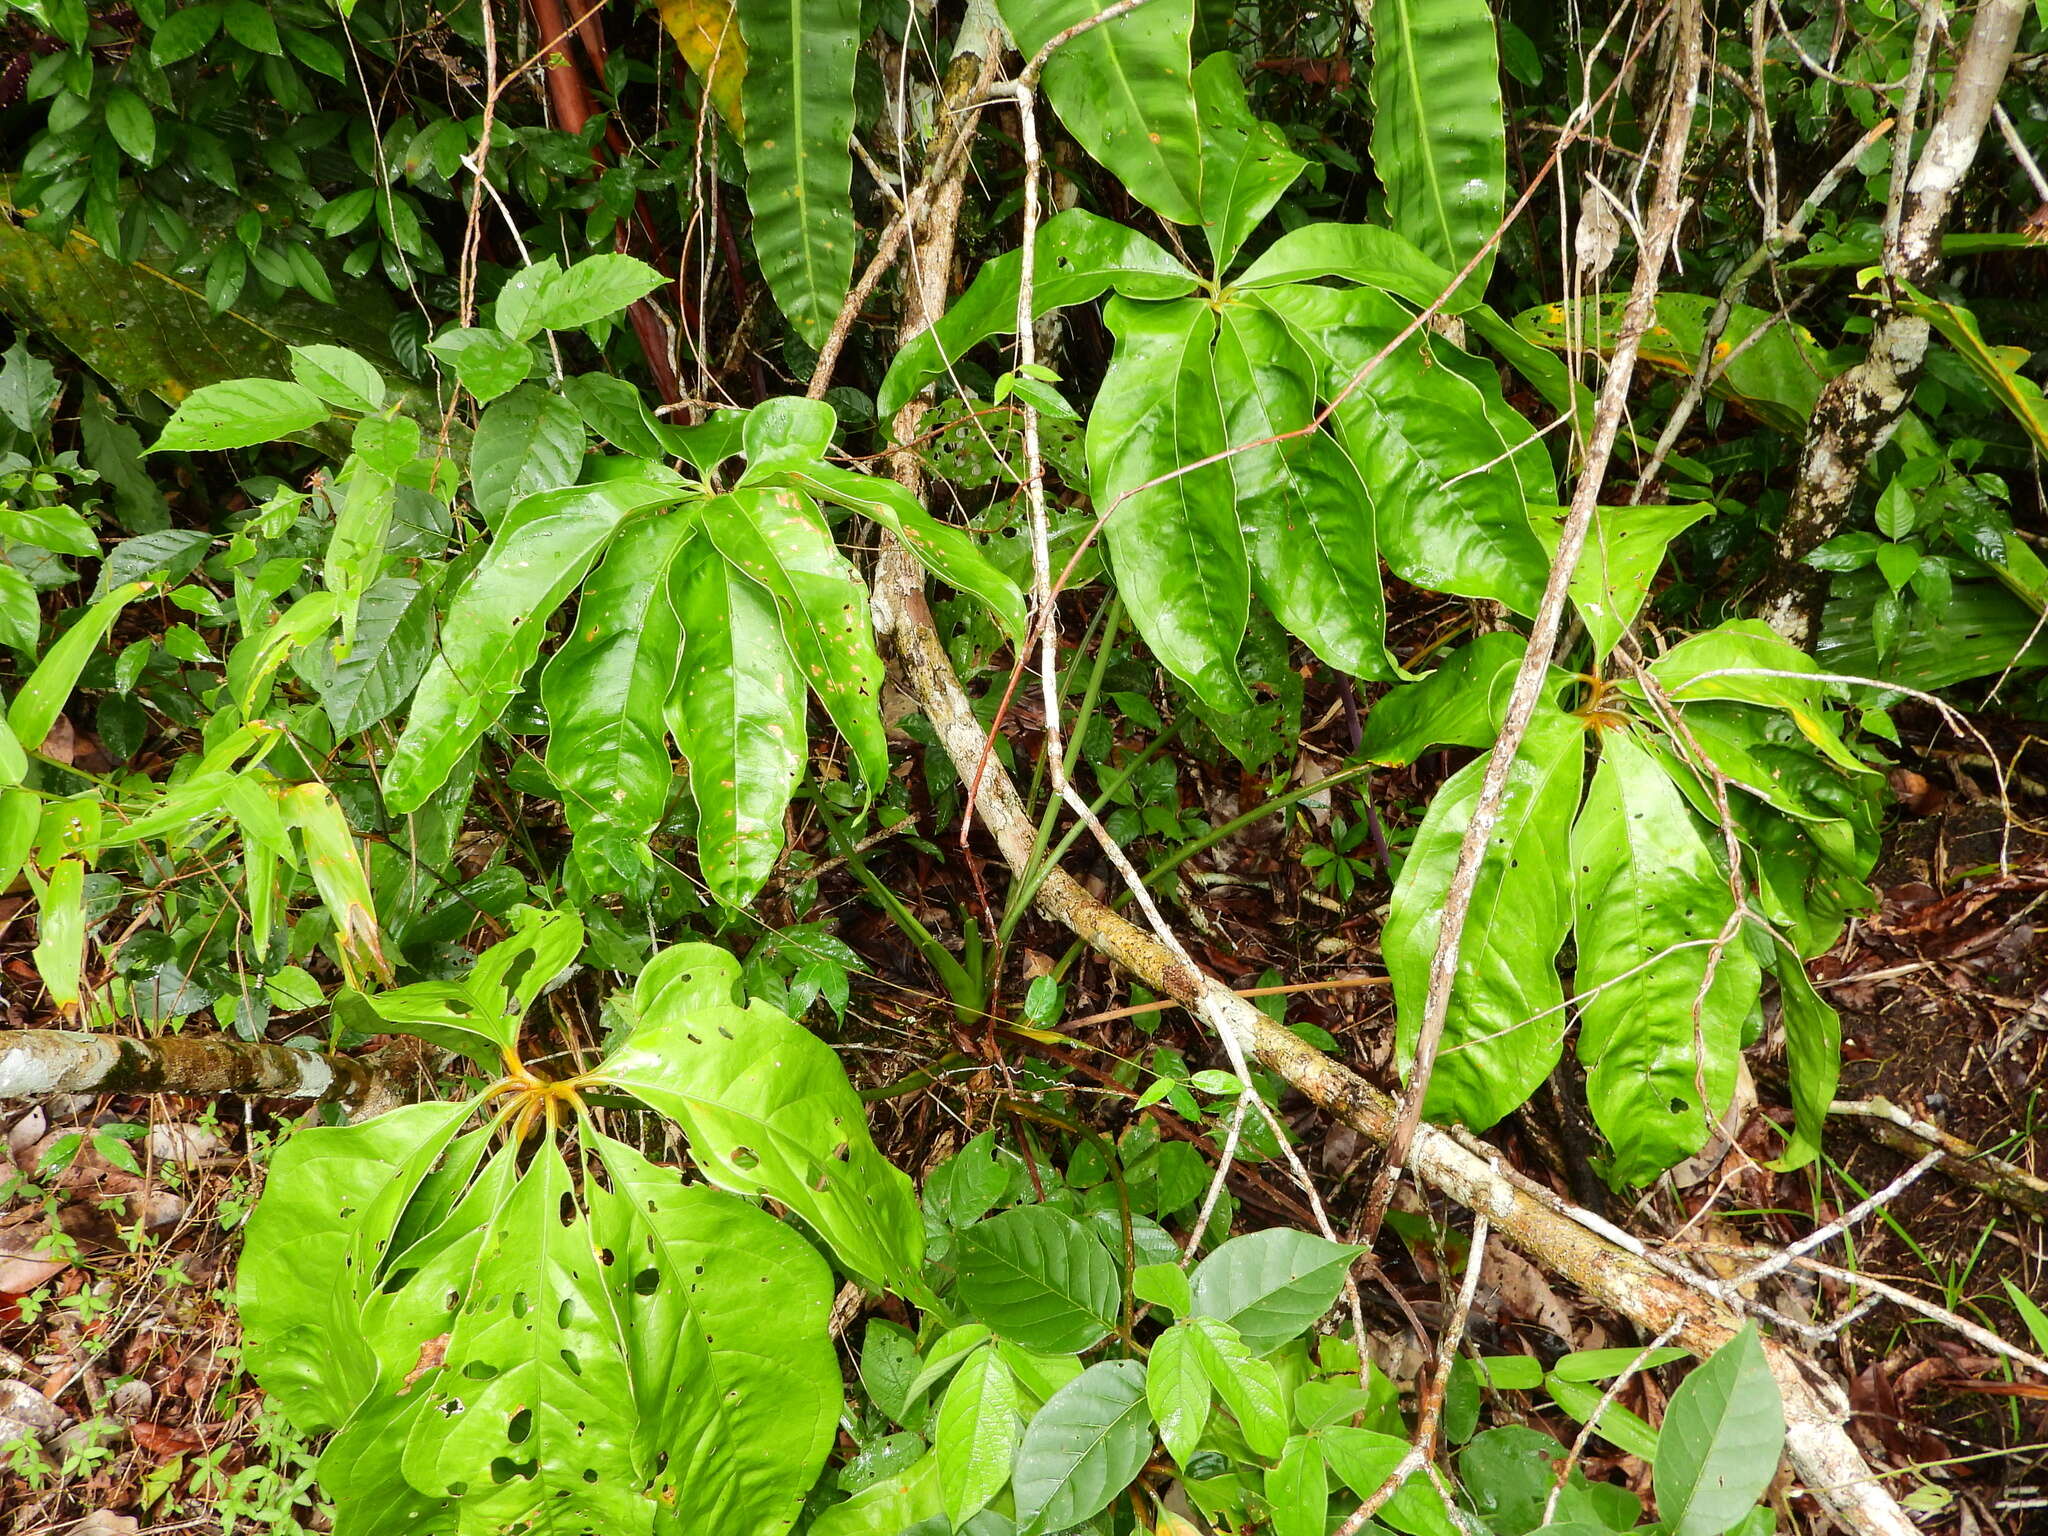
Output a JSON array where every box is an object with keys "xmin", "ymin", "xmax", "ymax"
[
  {"xmin": 870, "ymin": 518, "xmax": 1919, "ymax": 1536},
  {"xmin": 0, "ymin": 1028, "xmax": 391, "ymax": 1106},
  {"xmin": 851, "ymin": 4, "xmax": 1920, "ymax": 1527},
  {"xmin": 1833, "ymin": 1094, "xmax": 2048, "ymax": 1217}
]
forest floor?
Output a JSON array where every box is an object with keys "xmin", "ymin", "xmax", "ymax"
[{"xmin": 1, "ymin": 694, "xmax": 2045, "ymax": 1535}]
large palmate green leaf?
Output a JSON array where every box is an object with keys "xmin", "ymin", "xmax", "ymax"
[
  {"xmin": 665, "ymin": 531, "xmax": 807, "ymax": 906},
  {"xmin": 998, "ymin": 0, "xmax": 1203, "ymax": 227},
  {"xmin": 383, "ymin": 473, "xmax": 686, "ymax": 812},
  {"xmin": 1011, "ymin": 1359, "xmax": 1153, "ymax": 1534},
  {"xmin": 395, "ymin": 1139, "xmax": 647, "ymax": 1527},
  {"xmin": 541, "ymin": 512, "xmax": 697, "ymax": 884},
  {"xmin": 1258, "ymin": 283, "xmax": 1548, "ymax": 613},
  {"xmin": 586, "ymin": 1130, "xmax": 840, "ymax": 1536},
  {"xmin": 1386, "ymin": 707, "xmax": 1584, "ymax": 1130},
  {"xmin": 954, "ymin": 1205, "xmax": 1121, "ymax": 1354},
  {"xmin": 876, "ymin": 209, "xmax": 1197, "ymax": 420},
  {"xmin": 1192, "ymin": 54, "xmax": 1306, "ymax": 269},
  {"xmin": 1235, "ymin": 221, "xmax": 1468, "ymax": 304},
  {"xmin": 701, "ymin": 486, "xmax": 886, "ymax": 790},
  {"xmin": 736, "ymin": 0, "xmax": 858, "ymax": 342},
  {"xmin": 1368, "ymin": 0, "xmax": 1506, "ymax": 285},
  {"xmin": 1214, "ymin": 300, "xmax": 1393, "ymax": 680},
  {"xmin": 1571, "ymin": 729, "xmax": 1760, "ymax": 1184},
  {"xmin": 1090, "ymin": 296, "xmax": 1250, "ymax": 710},
  {"xmin": 237, "ymin": 1100, "xmax": 476, "ymax": 1435},
  {"xmin": 597, "ymin": 943, "xmax": 924, "ymax": 1292}
]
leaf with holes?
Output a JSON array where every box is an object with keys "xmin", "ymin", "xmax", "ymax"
[
  {"xmin": 383, "ymin": 475, "xmax": 683, "ymax": 814},
  {"xmin": 701, "ymin": 487, "xmax": 887, "ymax": 791},
  {"xmin": 664, "ymin": 531, "xmax": 808, "ymax": 906},
  {"xmin": 596, "ymin": 943, "xmax": 925, "ymax": 1292}
]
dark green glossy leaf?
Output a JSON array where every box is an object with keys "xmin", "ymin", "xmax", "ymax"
[
  {"xmin": 1572, "ymin": 728, "xmax": 1760, "ymax": 1184},
  {"xmin": 1369, "ymin": 0, "xmax": 1507, "ymax": 285},
  {"xmin": 1091, "ymin": 296, "xmax": 1249, "ymax": 710},
  {"xmin": 998, "ymin": 0, "xmax": 1202, "ymax": 226},
  {"xmin": 1646, "ymin": 621, "xmax": 1867, "ymax": 775},
  {"xmin": 1386, "ymin": 707, "xmax": 1584, "ymax": 1130},
  {"xmin": 664, "ymin": 533, "xmax": 807, "ymax": 906},
  {"xmin": 737, "ymin": 0, "xmax": 858, "ymax": 342},
  {"xmin": 791, "ymin": 463, "xmax": 1028, "ymax": 642},
  {"xmin": 1235, "ymin": 221, "xmax": 1465, "ymax": 307},
  {"xmin": 1357, "ymin": 632, "xmax": 1529, "ymax": 766},
  {"xmin": 297, "ymin": 574, "xmax": 435, "ymax": 737},
  {"xmin": 1258, "ymin": 284, "xmax": 1548, "ymax": 614},
  {"xmin": 1192, "ymin": 53, "xmax": 1305, "ymax": 269},
  {"xmin": 1762, "ymin": 945, "xmax": 1838, "ymax": 1173},
  {"xmin": 1216, "ymin": 300, "xmax": 1394, "ymax": 680},
  {"xmin": 877, "ymin": 210, "xmax": 1196, "ymax": 421},
  {"xmin": 384, "ymin": 475, "xmax": 681, "ymax": 813},
  {"xmin": 702, "ymin": 487, "xmax": 887, "ymax": 790},
  {"xmin": 540, "ymin": 512, "xmax": 696, "ymax": 880}
]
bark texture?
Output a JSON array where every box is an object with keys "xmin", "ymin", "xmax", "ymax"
[{"xmin": 1761, "ymin": 0, "xmax": 2026, "ymax": 643}]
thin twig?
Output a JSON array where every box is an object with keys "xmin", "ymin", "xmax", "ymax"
[{"xmin": 1355, "ymin": 0, "xmax": 1708, "ymax": 1248}]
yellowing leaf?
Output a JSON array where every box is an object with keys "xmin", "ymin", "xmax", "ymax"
[{"xmin": 659, "ymin": 0, "xmax": 747, "ymax": 134}]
